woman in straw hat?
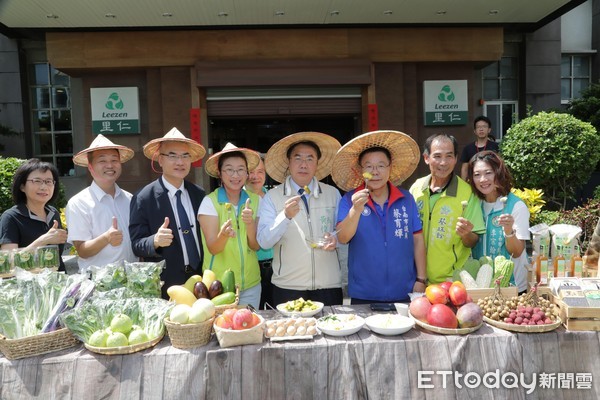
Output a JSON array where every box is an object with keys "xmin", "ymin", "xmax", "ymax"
[
  {"xmin": 0, "ymin": 159, "xmax": 67, "ymax": 270},
  {"xmin": 66, "ymin": 134, "xmax": 137, "ymax": 272},
  {"xmin": 466, "ymin": 150, "xmax": 530, "ymax": 293},
  {"xmin": 333, "ymin": 130, "xmax": 427, "ymax": 304},
  {"xmin": 198, "ymin": 143, "xmax": 262, "ymax": 308},
  {"xmin": 257, "ymin": 132, "xmax": 344, "ymax": 306}
]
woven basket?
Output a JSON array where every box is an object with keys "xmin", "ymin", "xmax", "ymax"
[
  {"xmin": 84, "ymin": 329, "xmax": 165, "ymax": 355},
  {"xmin": 164, "ymin": 316, "xmax": 214, "ymax": 349},
  {"xmin": 214, "ymin": 314, "xmax": 265, "ymax": 348},
  {"xmin": 214, "ymin": 287, "xmax": 240, "ymax": 315},
  {"xmin": 0, "ymin": 328, "xmax": 80, "ymax": 360}
]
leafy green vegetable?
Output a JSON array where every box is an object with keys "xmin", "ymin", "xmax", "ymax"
[
  {"xmin": 124, "ymin": 261, "xmax": 164, "ymax": 298},
  {"xmin": 60, "ymin": 298, "xmax": 173, "ymax": 342},
  {"xmin": 91, "ymin": 262, "xmax": 127, "ymax": 291}
]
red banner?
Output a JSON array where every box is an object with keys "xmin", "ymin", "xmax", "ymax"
[
  {"xmin": 190, "ymin": 108, "xmax": 202, "ymax": 167},
  {"xmin": 368, "ymin": 104, "xmax": 378, "ymax": 131}
]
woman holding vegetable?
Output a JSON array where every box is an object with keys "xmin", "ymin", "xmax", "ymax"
[
  {"xmin": 333, "ymin": 130, "xmax": 427, "ymax": 304},
  {"xmin": 198, "ymin": 143, "xmax": 262, "ymax": 308},
  {"xmin": 0, "ymin": 158, "xmax": 67, "ymax": 271},
  {"xmin": 467, "ymin": 150, "xmax": 530, "ymax": 293}
]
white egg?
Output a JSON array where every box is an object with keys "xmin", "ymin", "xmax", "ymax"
[
  {"xmin": 275, "ymin": 326, "xmax": 286, "ymax": 337},
  {"xmin": 286, "ymin": 325, "xmax": 297, "ymax": 336},
  {"xmin": 266, "ymin": 327, "xmax": 276, "ymax": 337},
  {"xmin": 307, "ymin": 325, "xmax": 317, "ymax": 335},
  {"xmin": 296, "ymin": 326, "xmax": 307, "ymax": 336}
]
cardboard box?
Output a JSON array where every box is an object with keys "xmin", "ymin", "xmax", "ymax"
[{"xmin": 467, "ymin": 287, "xmax": 518, "ymax": 302}]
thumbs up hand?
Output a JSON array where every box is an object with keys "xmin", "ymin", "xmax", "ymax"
[
  {"xmin": 154, "ymin": 217, "xmax": 174, "ymax": 248},
  {"xmin": 44, "ymin": 219, "xmax": 68, "ymax": 245},
  {"xmin": 104, "ymin": 216, "xmax": 124, "ymax": 247},
  {"xmin": 241, "ymin": 198, "xmax": 254, "ymax": 225}
]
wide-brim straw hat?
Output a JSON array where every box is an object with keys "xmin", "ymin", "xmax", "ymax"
[
  {"xmin": 205, "ymin": 142, "xmax": 261, "ymax": 178},
  {"xmin": 72, "ymin": 134, "xmax": 135, "ymax": 167},
  {"xmin": 143, "ymin": 127, "xmax": 206, "ymax": 162},
  {"xmin": 331, "ymin": 130, "xmax": 420, "ymax": 191},
  {"xmin": 265, "ymin": 132, "xmax": 341, "ymax": 183}
]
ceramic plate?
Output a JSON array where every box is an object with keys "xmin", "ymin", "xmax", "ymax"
[
  {"xmin": 276, "ymin": 301, "xmax": 324, "ymax": 317},
  {"xmin": 365, "ymin": 314, "xmax": 414, "ymax": 335},
  {"xmin": 316, "ymin": 314, "xmax": 365, "ymax": 336}
]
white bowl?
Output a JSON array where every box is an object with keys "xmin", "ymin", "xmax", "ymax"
[
  {"xmin": 316, "ymin": 314, "xmax": 365, "ymax": 336},
  {"xmin": 365, "ymin": 314, "xmax": 414, "ymax": 336},
  {"xmin": 276, "ymin": 301, "xmax": 324, "ymax": 317},
  {"xmin": 394, "ymin": 303, "xmax": 409, "ymax": 316}
]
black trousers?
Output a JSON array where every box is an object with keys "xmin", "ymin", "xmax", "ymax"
[
  {"xmin": 272, "ymin": 285, "xmax": 343, "ymax": 307},
  {"xmin": 259, "ymin": 259, "xmax": 274, "ymax": 310}
]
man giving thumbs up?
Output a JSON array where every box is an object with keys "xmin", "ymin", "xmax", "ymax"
[{"xmin": 66, "ymin": 135, "xmax": 138, "ymax": 273}]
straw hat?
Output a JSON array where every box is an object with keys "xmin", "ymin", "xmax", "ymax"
[
  {"xmin": 264, "ymin": 132, "xmax": 342, "ymax": 183},
  {"xmin": 205, "ymin": 142, "xmax": 261, "ymax": 178},
  {"xmin": 72, "ymin": 134, "xmax": 134, "ymax": 167},
  {"xmin": 331, "ymin": 130, "xmax": 420, "ymax": 191},
  {"xmin": 143, "ymin": 127, "xmax": 206, "ymax": 162}
]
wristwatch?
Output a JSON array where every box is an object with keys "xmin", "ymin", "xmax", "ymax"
[{"xmin": 416, "ymin": 277, "xmax": 428, "ymax": 285}]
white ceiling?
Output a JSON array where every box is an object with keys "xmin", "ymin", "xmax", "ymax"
[{"xmin": 0, "ymin": 0, "xmax": 583, "ymax": 30}]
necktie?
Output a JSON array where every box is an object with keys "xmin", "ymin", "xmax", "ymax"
[
  {"xmin": 298, "ymin": 188, "xmax": 309, "ymax": 214},
  {"xmin": 175, "ymin": 190, "xmax": 200, "ymax": 270}
]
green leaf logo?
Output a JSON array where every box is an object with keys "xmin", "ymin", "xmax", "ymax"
[
  {"xmin": 105, "ymin": 92, "xmax": 124, "ymax": 110},
  {"xmin": 437, "ymin": 85, "xmax": 455, "ymax": 102}
]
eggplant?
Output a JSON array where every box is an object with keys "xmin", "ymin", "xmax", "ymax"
[
  {"xmin": 194, "ymin": 281, "xmax": 210, "ymax": 299},
  {"xmin": 208, "ymin": 280, "xmax": 224, "ymax": 299}
]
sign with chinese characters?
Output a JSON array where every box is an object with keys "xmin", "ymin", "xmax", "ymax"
[
  {"xmin": 91, "ymin": 87, "xmax": 140, "ymax": 134},
  {"xmin": 423, "ymin": 80, "xmax": 468, "ymax": 126}
]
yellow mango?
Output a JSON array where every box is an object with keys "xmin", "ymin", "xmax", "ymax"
[
  {"xmin": 166, "ymin": 285, "xmax": 197, "ymax": 306},
  {"xmin": 183, "ymin": 275, "xmax": 202, "ymax": 293},
  {"xmin": 202, "ymin": 269, "xmax": 217, "ymax": 289}
]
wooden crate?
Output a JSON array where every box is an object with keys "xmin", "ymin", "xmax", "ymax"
[
  {"xmin": 467, "ymin": 287, "xmax": 517, "ymax": 302},
  {"xmin": 538, "ymin": 287, "xmax": 600, "ymax": 331}
]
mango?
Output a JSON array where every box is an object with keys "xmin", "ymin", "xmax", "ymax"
[
  {"xmin": 167, "ymin": 285, "xmax": 197, "ymax": 306},
  {"xmin": 202, "ymin": 269, "xmax": 217, "ymax": 289},
  {"xmin": 183, "ymin": 275, "xmax": 203, "ymax": 293}
]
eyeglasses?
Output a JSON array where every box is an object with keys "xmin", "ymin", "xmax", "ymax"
[
  {"xmin": 27, "ymin": 178, "xmax": 55, "ymax": 187},
  {"xmin": 221, "ymin": 168, "xmax": 248, "ymax": 177},
  {"xmin": 160, "ymin": 153, "xmax": 192, "ymax": 161},
  {"xmin": 290, "ymin": 156, "xmax": 317, "ymax": 165},
  {"xmin": 361, "ymin": 164, "xmax": 390, "ymax": 173},
  {"xmin": 475, "ymin": 124, "xmax": 490, "ymax": 130}
]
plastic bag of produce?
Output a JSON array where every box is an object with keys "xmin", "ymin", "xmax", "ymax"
[
  {"xmin": 549, "ymin": 224, "xmax": 582, "ymax": 262},
  {"xmin": 90, "ymin": 262, "xmax": 127, "ymax": 291},
  {"xmin": 124, "ymin": 260, "xmax": 164, "ymax": 298},
  {"xmin": 529, "ymin": 223, "xmax": 550, "ymax": 258}
]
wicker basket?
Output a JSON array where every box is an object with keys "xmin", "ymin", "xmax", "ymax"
[
  {"xmin": 84, "ymin": 329, "xmax": 165, "ymax": 355},
  {"xmin": 214, "ymin": 287, "xmax": 240, "ymax": 315},
  {"xmin": 213, "ymin": 314, "xmax": 265, "ymax": 348},
  {"xmin": 164, "ymin": 316, "xmax": 214, "ymax": 349},
  {"xmin": 0, "ymin": 328, "xmax": 80, "ymax": 360}
]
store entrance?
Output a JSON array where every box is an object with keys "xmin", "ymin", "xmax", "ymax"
[{"xmin": 207, "ymin": 115, "xmax": 360, "ymax": 189}]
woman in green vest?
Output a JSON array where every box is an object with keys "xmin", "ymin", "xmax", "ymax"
[
  {"xmin": 198, "ymin": 143, "xmax": 262, "ymax": 308},
  {"xmin": 467, "ymin": 150, "xmax": 530, "ymax": 293}
]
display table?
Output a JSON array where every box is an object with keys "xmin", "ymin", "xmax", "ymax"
[{"xmin": 1, "ymin": 305, "xmax": 600, "ymax": 399}]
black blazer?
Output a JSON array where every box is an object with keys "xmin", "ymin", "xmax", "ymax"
[{"xmin": 129, "ymin": 177, "xmax": 205, "ymax": 298}]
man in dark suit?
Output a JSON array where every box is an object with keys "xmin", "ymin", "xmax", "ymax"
[{"xmin": 129, "ymin": 127, "xmax": 206, "ymax": 299}]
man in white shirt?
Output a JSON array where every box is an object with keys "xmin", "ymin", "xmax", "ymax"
[{"xmin": 66, "ymin": 134, "xmax": 137, "ymax": 272}]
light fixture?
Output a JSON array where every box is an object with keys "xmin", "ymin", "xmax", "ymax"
[
  {"xmin": 383, "ymin": 10, "xmax": 393, "ymax": 15},
  {"xmin": 217, "ymin": 12, "xmax": 228, "ymax": 17},
  {"xmin": 275, "ymin": 11, "xmax": 285, "ymax": 16},
  {"xmin": 330, "ymin": 10, "xmax": 340, "ymax": 16},
  {"xmin": 489, "ymin": 10, "xmax": 499, "ymax": 15},
  {"xmin": 436, "ymin": 10, "xmax": 447, "ymax": 15},
  {"xmin": 46, "ymin": 14, "xmax": 59, "ymax": 19},
  {"xmin": 105, "ymin": 13, "xmax": 116, "ymax": 18},
  {"xmin": 162, "ymin": 13, "xmax": 173, "ymax": 17}
]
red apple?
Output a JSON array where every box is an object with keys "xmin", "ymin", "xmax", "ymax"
[
  {"xmin": 232, "ymin": 309, "xmax": 254, "ymax": 330},
  {"xmin": 449, "ymin": 281, "xmax": 468, "ymax": 306},
  {"xmin": 425, "ymin": 284, "xmax": 449, "ymax": 305},
  {"xmin": 427, "ymin": 304, "xmax": 458, "ymax": 329}
]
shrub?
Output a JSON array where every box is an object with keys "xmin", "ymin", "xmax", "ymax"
[
  {"xmin": 594, "ymin": 185, "xmax": 600, "ymax": 200},
  {"xmin": 0, "ymin": 157, "xmax": 67, "ymax": 214},
  {"xmin": 511, "ymin": 188, "xmax": 545, "ymax": 224},
  {"xmin": 501, "ymin": 112, "xmax": 600, "ymax": 209},
  {"xmin": 568, "ymin": 82, "xmax": 600, "ymax": 136}
]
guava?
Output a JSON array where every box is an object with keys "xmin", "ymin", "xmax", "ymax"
[
  {"xmin": 88, "ymin": 329, "xmax": 109, "ymax": 347},
  {"xmin": 128, "ymin": 329, "xmax": 150, "ymax": 345},
  {"xmin": 106, "ymin": 331, "xmax": 129, "ymax": 347},
  {"xmin": 110, "ymin": 314, "xmax": 133, "ymax": 334}
]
